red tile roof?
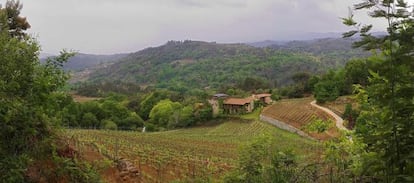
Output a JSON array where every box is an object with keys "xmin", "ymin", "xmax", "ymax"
[
  {"xmin": 224, "ymin": 97, "xmax": 253, "ymax": 105},
  {"xmin": 255, "ymin": 93, "xmax": 271, "ymax": 98}
]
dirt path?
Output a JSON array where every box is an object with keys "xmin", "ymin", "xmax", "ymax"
[{"xmin": 310, "ymin": 100, "xmax": 348, "ymax": 131}]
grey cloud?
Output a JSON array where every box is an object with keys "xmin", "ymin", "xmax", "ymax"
[
  {"xmin": 0, "ymin": 0, "xmax": 388, "ymax": 54},
  {"xmin": 174, "ymin": 0, "xmax": 247, "ymax": 8}
]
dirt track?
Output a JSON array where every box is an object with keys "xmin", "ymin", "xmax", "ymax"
[{"xmin": 310, "ymin": 100, "xmax": 348, "ymax": 131}]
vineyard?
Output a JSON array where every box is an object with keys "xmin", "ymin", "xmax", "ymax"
[
  {"xmin": 321, "ymin": 96, "xmax": 358, "ymax": 116},
  {"xmin": 262, "ymin": 97, "xmax": 339, "ymax": 140},
  {"xmin": 65, "ymin": 119, "xmax": 321, "ymax": 182}
]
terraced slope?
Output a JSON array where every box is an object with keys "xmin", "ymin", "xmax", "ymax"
[{"xmin": 262, "ymin": 98, "xmax": 339, "ymax": 140}]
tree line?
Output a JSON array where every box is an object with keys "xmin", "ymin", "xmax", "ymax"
[{"xmin": 61, "ymin": 90, "xmax": 213, "ymax": 132}]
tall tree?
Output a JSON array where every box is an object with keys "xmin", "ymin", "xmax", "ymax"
[
  {"xmin": 149, "ymin": 99, "xmax": 182, "ymax": 128},
  {"xmin": 0, "ymin": 1, "xmax": 73, "ymax": 181},
  {"xmin": 344, "ymin": 0, "xmax": 414, "ymax": 181}
]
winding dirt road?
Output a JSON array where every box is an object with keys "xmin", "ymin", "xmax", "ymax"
[{"xmin": 310, "ymin": 100, "xmax": 348, "ymax": 131}]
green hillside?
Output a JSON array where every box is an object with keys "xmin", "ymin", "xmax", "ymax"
[
  {"xmin": 64, "ymin": 53, "xmax": 128, "ymax": 71},
  {"xmin": 83, "ymin": 40, "xmax": 367, "ymax": 92},
  {"xmin": 270, "ymin": 38, "xmax": 369, "ymax": 67}
]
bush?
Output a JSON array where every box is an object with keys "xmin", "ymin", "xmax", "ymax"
[
  {"xmin": 304, "ymin": 118, "xmax": 332, "ymax": 133},
  {"xmin": 120, "ymin": 114, "xmax": 144, "ymax": 130},
  {"xmin": 0, "ymin": 155, "xmax": 30, "ymax": 182},
  {"xmin": 51, "ymin": 156, "xmax": 101, "ymax": 183},
  {"xmin": 271, "ymin": 92, "xmax": 281, "ymax": 101},
  {"xmin": 314, "ymin": 81, "xmax": 339, "ymax": 103},
  {"xmin": 102, "ymin": 119, "xmax": 117, "ymax": 130},
  {"xmin": 224, "ymin": 134, "xmax": 299, "ymax": 183},
  {"xmin": 342, "ymin": 104, "xmax": 359, "ymax": 129},
  {"xmin": 144, "ymin": 123, "xmax": 157, "ymax": 132}
]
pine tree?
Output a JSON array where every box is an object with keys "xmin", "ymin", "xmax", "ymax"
[{"xmin": 343, "ymin": 0, "xmax": 414, "ymax": 181}]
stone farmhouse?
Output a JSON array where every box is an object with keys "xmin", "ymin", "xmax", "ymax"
[
  {"xmin": 223, "ymin": 97, "xmax": 255, "ymax": 114},
  {"xmin": 209, "ymin": 93, "xmax": 273, "ymax": 115}
]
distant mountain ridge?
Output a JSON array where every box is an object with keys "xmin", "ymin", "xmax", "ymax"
[
  {"xmin": 270, "ymin": 38, "xmax": 357, "ymax": 53},
  {"xmin": 63, "ymin": 53, "xmax": 128, "ymax": 71},
  {"xmin": 247, "ymin": 40, "xmax": 286, "ymax": 48},
  {"xmin": 41, "ymin": 52, "xmax": 129, "ymax": 71}
]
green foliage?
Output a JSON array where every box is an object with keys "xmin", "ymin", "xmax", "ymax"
[
  {"xmin": 238, "ymin": 77, "xmax": 270, "ymax": 92},
  {"xmin": 193, "ymin": 104, "xmax": 213, "ymax": 123},
  {"xmin": 81, "ymin": 101, "xmax": 106, "ymax": 121},
  {"xmin": 342, "ymin": 103, "xmax": 359, "ymax": 129},
  {"xmin": 323, "ymin": 133, "xmax": 366, "ymax": 182},
  {"xmin": 75, "ymin": 82, "xmax": 143, "ymax": 97},
  {"xmin": 225, "ymin": 88, "xmax": 248, "ymax": 97},
  {"xmin": 304, "ymin": 117, "xmax": 332, "ymax": 133},
  {"xmin": 143, "ymin": 122, "xmax": 157, "ymax": 132},
  {"xmin": 101, "ymin": 119, "xmax": 117, "ymax": 130},
  {"xmin": 266, "ymin": 150, "xmax": 297, "ymax": 183},
  {"xmin": 225, "ymin": 134, "xmax": 272, "ymax": 183},
  {"xmin": 344, "ymin": 59, "xmax": 370, "ymax": 86},
  {"xmin": 101, "ymin": 99, "xmax": 129, "ymax": 121},
  {"xmin": 120, "ymin": 113, "xmax": 144, "ymax": 129},
  {"xmin": 291, "ymin": 72, "xmax": 312, "ymax": 95},
  {"xmin": 149, "ymin": 99, "xmax": 182, "ymax": 128},
  {"xmin": 238, "ymin": 134, "xmax": 272, "ymax": 181},
  {"xmin": 314, "ymin": 80, "xmax": 340, "ymax": 103},
  {"xmin": 139, "ymin": 90, "xmax": 170, "ymax": 120},
  {"xmin": 82, "ymin": 39, "xmax": 368, "ymax": 95},
  {"xmin": 0, "ymin": 1, "xmax": 75, "ymax": 180},
  {"xmin": 0, "ymin": 155, "xmax": 30, "ymax": 182},
  {"xmin": 344, "ymin": 0, "xmax": 414, "ymax": 181},
  {"xmin": 61, "ymin": 89, "xmax": 213, "ymax": 131},
  {"xmin": 224, "ymin": 134, "xmax": 302, "ymax": 183},
  {"xmin": 312, "ymin": 59, "xmax": 372, "ymax": 103},
  {"xmin": 81, "ymin": 112, "xmax": 99, "ymax": 128},
  {"xmin": 270, "ymin": 89, "xmax": 281, "ymax": 101},
  {"xmin": 61, "ymin": 96, "xmax": 144, "ymax": 130},
  {"xmin": 176, "ymin": 105, "xmax": 194, "ymax": 127},
  {"xmin": 51, "ymin": 155, "xmax": 101, "ymax": 183},
  {"xmin": 278, "ymin": 72, "xmax": 319, "ymax": 99}
]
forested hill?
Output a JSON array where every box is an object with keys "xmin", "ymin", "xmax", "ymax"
[
  {"xmin": 270, "ymin": 38, "xmax": 358, "ymax": 54},
  {"xmin": 269, "ymin": 38, "xmax": 369, "ymax": 68},
  {"xmin": 84, "ymin": 39, "xmax": 367, "ymax": 92}
]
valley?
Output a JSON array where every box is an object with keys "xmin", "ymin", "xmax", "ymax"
[{"xmin": 2, "ymin": 0, "xmax": 413, "ymax": 182}]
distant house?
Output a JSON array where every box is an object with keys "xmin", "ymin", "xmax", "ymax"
[
  {"xmin": 254, "ymin": 93, "xmax": 272, "ymax": 105},
  {"xmin": 223, "ymin": 97, "xmax": 255, "ymax": 114}
]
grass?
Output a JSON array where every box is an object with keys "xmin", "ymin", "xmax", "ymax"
[{"xmin": 240, "ymin": 107, "xmax": 263, "ymax": 120}]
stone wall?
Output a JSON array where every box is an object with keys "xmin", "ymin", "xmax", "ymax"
[{"xmin": 260, "ymin": 114, "xmax": 316, "ymax": 140}]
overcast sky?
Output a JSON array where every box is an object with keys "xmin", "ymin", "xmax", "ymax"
[{"xmin": 0, "ymin": 0, "xmax": 404, "ymax": 54}]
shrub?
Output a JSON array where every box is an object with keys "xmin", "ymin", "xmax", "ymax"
[
  {"xmin": 102, "ymin": 119, "xmax": 117, "ymax": 130},
  {"xmin": 304, "ymin": 118, "xmax": 332, "ymax": 133}
]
